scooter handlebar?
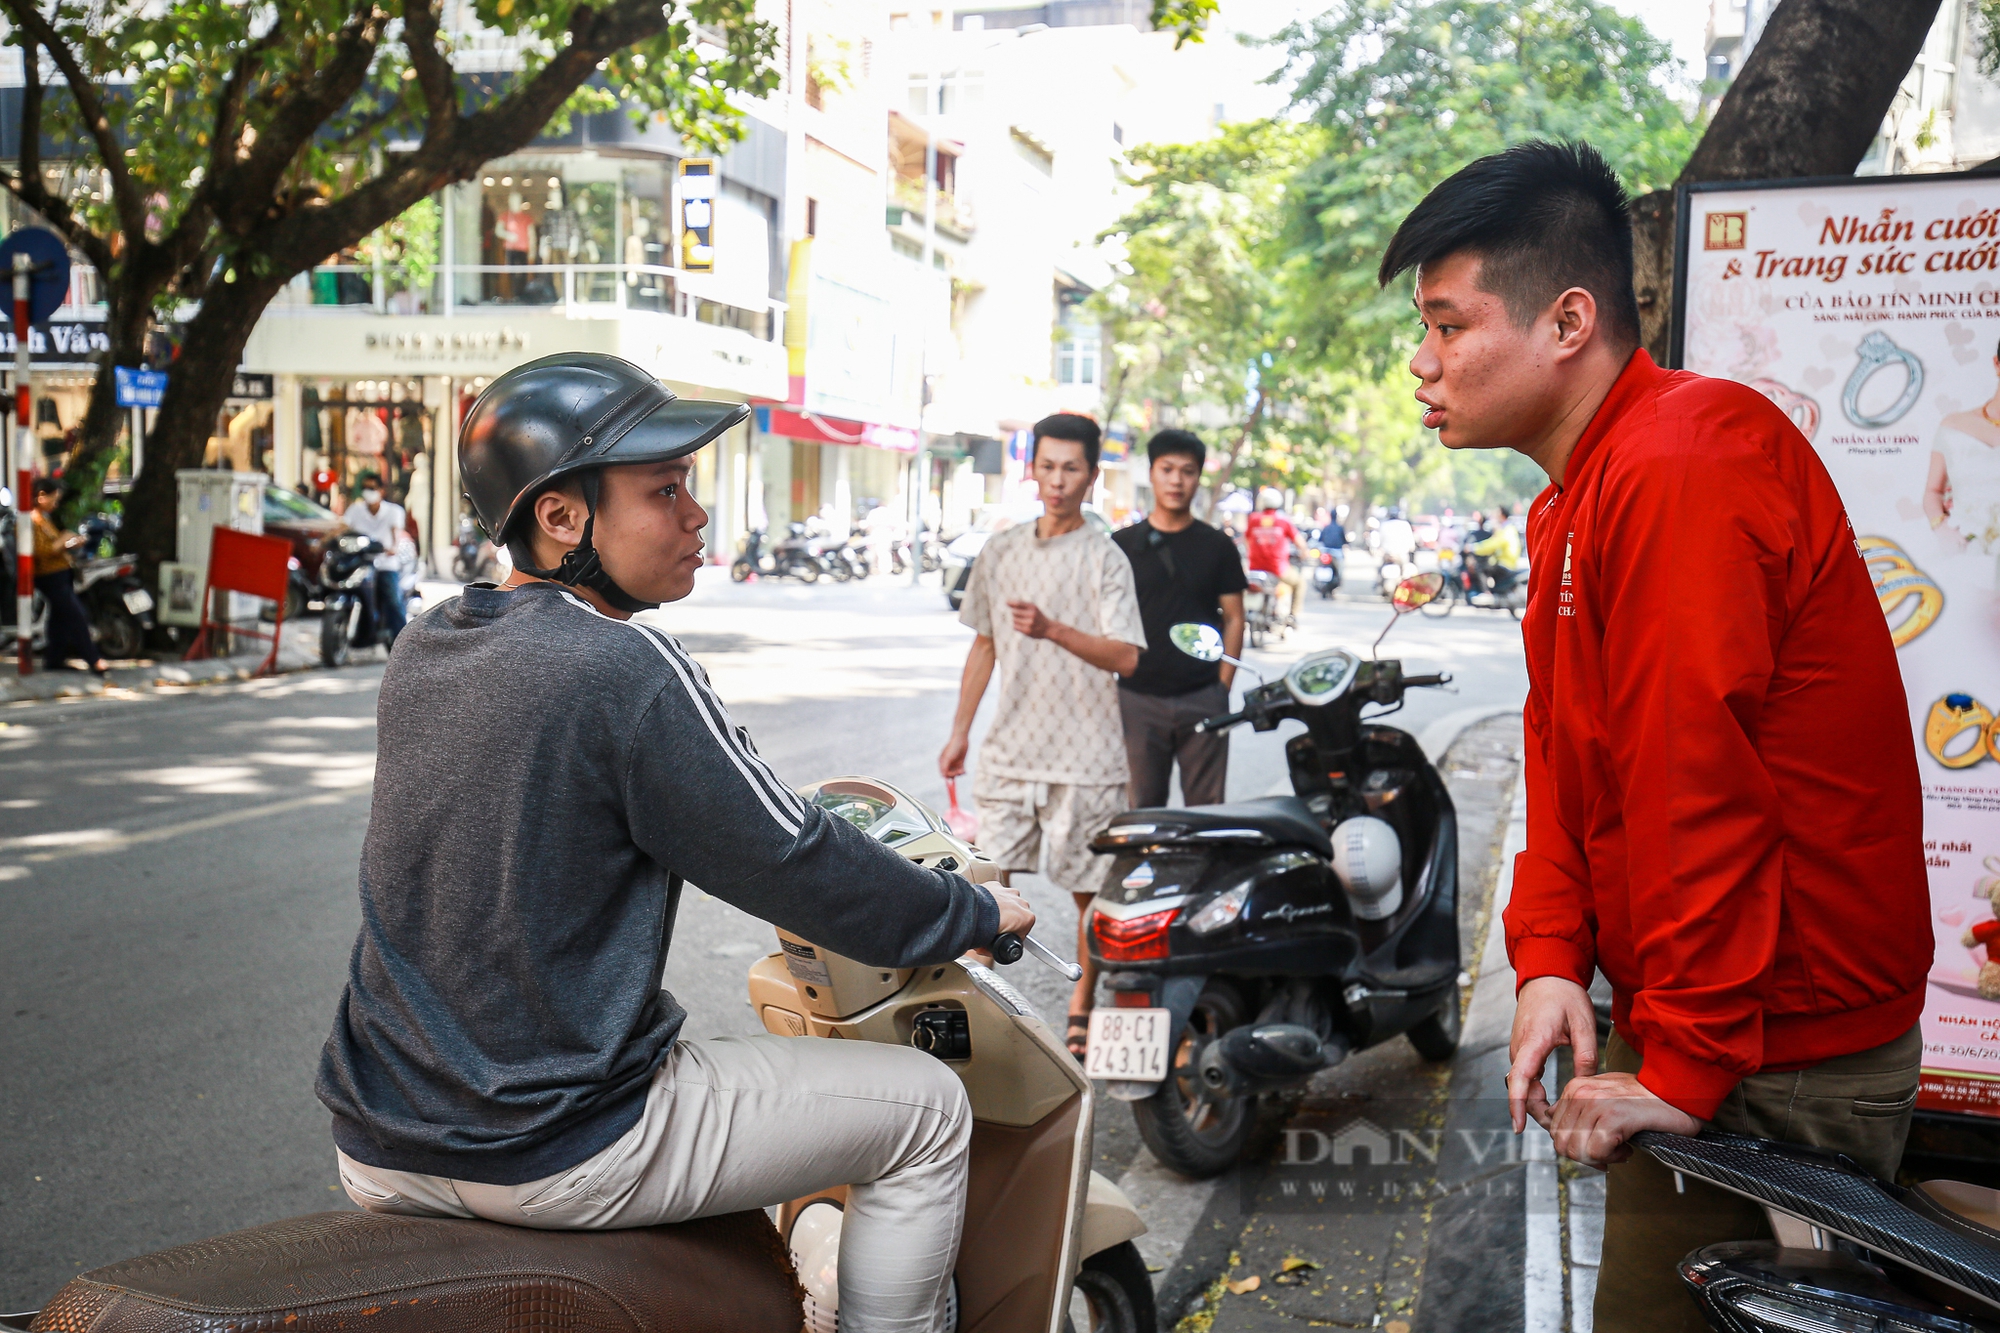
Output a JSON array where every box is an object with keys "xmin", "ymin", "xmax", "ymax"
[
  {"xmin": 991, "ymin": 933, "xmax": 1025, "ymax": 965},
  {"xmin": 1194, "ymin": 707, "xmax": 1253, "ymax": 734},
  {"xmin": 1403, "ymin": 672, "xmax": 1453, "ymax": 688}
]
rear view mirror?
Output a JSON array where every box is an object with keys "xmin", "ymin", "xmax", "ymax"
[
  {"xmin": 1375, "ymin": 572, "xmax": 1445, "ymax": 657},
  {"xmin": 1167, "ymin": 621, "xmax": 1263, "ymax": 686},
  {"xmin": 1170, "ymin": 622, "xmax": 1224, "ymax": 661},
  {"xmin": 1392, "ymin": 573, "xmax": 1444, "ymax": 612}
]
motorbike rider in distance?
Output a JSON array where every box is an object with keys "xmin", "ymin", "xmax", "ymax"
[
  {"xmin": 316, "ymin": 352, "xmax": 1034, "ymax": 1333},
  {"xmin": 1466, "ymin": 504, "xmax": 1523, "ymax": 596}
]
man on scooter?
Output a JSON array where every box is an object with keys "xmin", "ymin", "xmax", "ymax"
[
  {"xmin": 1380, "ymin": 142, "xmax": 1930, "ymax": 1333},
  {"xmin": 317, "ymin": 352, "xmax": 1034, "ymax": 1333}
]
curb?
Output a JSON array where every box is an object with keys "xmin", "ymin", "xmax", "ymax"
[{"xmin": 0, "ymin": 655, "xmax": 309, "ymax": 704}]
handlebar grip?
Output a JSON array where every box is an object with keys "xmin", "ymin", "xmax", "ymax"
[
  {"xmin": 991, "ymin": 933, "xmax": 1025, "ymax": 965},
  {"xmin": 1403, "ymin": 672, "xmax": 1454, "ymax": 688},
  {"xmin": 1194, "ymin": 708, "xmax": 1251, "ymax": 734}
]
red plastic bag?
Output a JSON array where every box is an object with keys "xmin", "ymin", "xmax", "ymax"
[{"xmin": 944, "ymin": 777, "xmax": 980, "ymax": 843}]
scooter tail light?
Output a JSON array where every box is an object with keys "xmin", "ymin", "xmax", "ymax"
[{"xmin": 1092, "ymin": 907, "xmax": 1177, "ymax": 962}]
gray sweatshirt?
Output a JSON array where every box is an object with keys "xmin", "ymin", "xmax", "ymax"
[{"xmin": 316, "ymin": 582, "xmax": 998, "ymax": 1186}]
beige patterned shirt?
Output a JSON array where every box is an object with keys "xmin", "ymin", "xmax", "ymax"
[{"xmin": 960, "ymin": 521, "xmax": 1147, "ymax": 786}]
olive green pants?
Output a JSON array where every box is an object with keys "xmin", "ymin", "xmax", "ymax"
[{"xmin": 1592, "ymin": 1024, "xmax": 1921, "ymax": 1333}]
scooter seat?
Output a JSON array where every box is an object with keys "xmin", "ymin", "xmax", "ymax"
[
  {"xmin": 27, "ymin": 1208, "xmax": 800, "ymax": 1333},
  {"xmin": 1104, "ymin": 796, "xmax": 1332, "ymax": 858}
]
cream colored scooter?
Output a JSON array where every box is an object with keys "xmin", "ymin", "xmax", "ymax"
[{"xmin": 756, "ymin": 776, "xmax": 1155, "ymax": 1333}]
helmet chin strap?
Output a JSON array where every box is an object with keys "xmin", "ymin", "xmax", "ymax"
[{"xmin": 509, "ymin": 471, "xmax": 660, "ymax": 613}]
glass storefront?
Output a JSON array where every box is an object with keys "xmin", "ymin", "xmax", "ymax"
[
  {"xmin": 449, "ymin": 155, "xmax": 670, "ymax": 311},
  {"xmin": 300, "ymin": 377, "xmax": 438, "ymax": 525}
]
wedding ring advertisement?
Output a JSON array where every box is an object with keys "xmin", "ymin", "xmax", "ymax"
[{"xmin": 1678, "ymin": 173, "xmax": 2000, "ymax": 1115}]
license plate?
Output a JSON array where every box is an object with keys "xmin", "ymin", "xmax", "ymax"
[
  {"xmin": 122, "ymin": 589, "xmax": 154, "ymax": 615},
  {"xmin": 1084, "ymin": 1008, "xmax": 1171, "ymax": 1082}
]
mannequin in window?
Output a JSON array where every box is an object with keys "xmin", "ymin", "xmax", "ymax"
[{"xmin": 498, "ymin": 193, "xmax": 533, "ymax": 264}]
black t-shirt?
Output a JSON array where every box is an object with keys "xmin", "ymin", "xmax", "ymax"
[{"xmin": 1113, "ymin": 518, "xmax": 1250, "ymax": 697}]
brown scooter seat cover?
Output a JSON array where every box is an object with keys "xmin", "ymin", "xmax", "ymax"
[{"xmin": 28, "ymin": 1209, "xmax": 802, "ymax": 1333}]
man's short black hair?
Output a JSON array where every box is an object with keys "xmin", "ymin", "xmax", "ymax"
[
  {"xmin": 1378, "ymin": 140, "xmax": 1641, "ymax": 348},
  {"xmin": 1032, "ymin": 413, "xmax": 1102, "ymax": 470},
  {"xmin": 358, "ymin": 469, "xmax": 383, "ymax": 486},
  {"xmin": 1145, "ymin": 429, "xmax": 1205, "ymax": 471}
]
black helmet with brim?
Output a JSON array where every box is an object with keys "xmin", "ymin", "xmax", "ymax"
[{"xmin": 460, "ymin": 352, "xmax": 749, "ymax": 546}]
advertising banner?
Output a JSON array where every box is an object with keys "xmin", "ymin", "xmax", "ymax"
[{"xmin": 1676, "ymin": 172, "xmax": 2000, "ymax": 1116}]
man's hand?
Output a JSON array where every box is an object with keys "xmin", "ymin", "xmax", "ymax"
[
  {"xmin": 1548, "ymin": 1072, "xmax": 1701, "ymax": 1170},
  {"xmin": 1008, "ymin": 599, "xmax": 1056, "ymax": 639},
  {"xmin": 986, "ymin": 879, "xmax": 1036, "ymax": 940},
  {"xmin": 1508, "ymin": 975, "xmax": 1598, "ymax": 1133},
  {"xmin": 939, "ymin": 731, "xmax": 970, "ymax": 780}
]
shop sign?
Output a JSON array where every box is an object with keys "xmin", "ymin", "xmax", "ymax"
[
  {"xmin": 1676, "ymin": 171, "xmax": 2000, "ymax": 1118},
  {"xmin": 360, "ymin": 327, "xmax": 531, "ymax": 363},
  {"xmin": 0, "ymin": 319, "xmax": 110, "ymax": 360},
  {"xmin": 678, "ymin": 159, "xmax": 716, "ymax": 273},
  {"xmin": 114, "ymin": 365, "xmax": 167, "ymax": 408},
  {"xmin": 230, "ymin": 372, "xmax": 273, "ymax": 400}
]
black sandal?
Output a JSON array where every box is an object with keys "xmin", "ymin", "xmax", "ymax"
[{"xmin": 1066, "ymin": 1013, "xmax": 1091, "ymax": 1059}]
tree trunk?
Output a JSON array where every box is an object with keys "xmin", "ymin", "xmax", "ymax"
[
  {"xmin": 1632, "ymin": 0, "xmax": 1944, "ymax": 358},
  {"xmin": 57, "ymin": 295, "xmax": 151, "ymax": 527},
  {"xmin": 120, "ymin": 279, "xmax": 285, "ymax": 578}
]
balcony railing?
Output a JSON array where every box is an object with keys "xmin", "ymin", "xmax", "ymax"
[
  {"xmin": 273, "ymin": 263, "xmax": 784, "ymax": 342},
  {"xmin": 889, "ymin": 177, "xmax": 975, "ymax": 236}
]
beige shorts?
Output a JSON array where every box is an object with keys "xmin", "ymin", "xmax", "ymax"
[{"xmin": 972, "ymin": 773, "xmax": 1126, "ymax": 895}]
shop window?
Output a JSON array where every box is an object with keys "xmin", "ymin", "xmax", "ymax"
[
  {"xmin": 451, "ymin": 157, "xmax": 651, "ymax": 308},
  {"xmin": 1056, "ymin": 336, "xmax": 1099, "ymax": 387}
]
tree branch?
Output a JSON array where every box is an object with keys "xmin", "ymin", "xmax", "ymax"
[
  {"xmin": 0, "ymin": 0, "xmax": 144, "ymax": 237},
  {"xmin": 17, "ymin": 32, "xmax": 39, "ymax": 190},
  {"xmin": 209, "ymin": 0, "xmax": 387, "ymax": 230},
  {"xmin": 208, "ymin": 20, "xmax": 290, "ymax": 202},
  {"xmin": 402, "ymin": 0, "xmax": 458, "ymax": 143}
]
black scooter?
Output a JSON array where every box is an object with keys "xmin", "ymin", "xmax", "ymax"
[
  {"xmin": 1084, "ymin": 573, "xmax": 1463, "ymax": 1179},
  {"xmin": 318, "ymin": 532, "xmax": 386, "ymax": 667}
]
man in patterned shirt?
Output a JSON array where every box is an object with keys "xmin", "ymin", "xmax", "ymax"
[{"xmin": 940, "ymin": 413, "xmax": 1147, "ymax": 1055}]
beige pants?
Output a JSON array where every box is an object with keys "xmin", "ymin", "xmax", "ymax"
[
  {"xmin": 337, "ymin": 1033, "xmax": 973, "ymax": 1333},
  {"xmin": 1593, "ymin": 1025, "xmax": 1921, "ymax": 1333}
]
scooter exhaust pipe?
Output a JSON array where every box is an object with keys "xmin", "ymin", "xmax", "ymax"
[{"xmin": 1198, "ymin": 1023, "xmax": 1348, "ymax": 1095}]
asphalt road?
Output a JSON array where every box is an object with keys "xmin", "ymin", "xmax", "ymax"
[{"xmin": 0, "ymin": 559, "xmax": 1528, "ymax": 1311}]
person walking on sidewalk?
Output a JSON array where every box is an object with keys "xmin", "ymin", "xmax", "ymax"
[
  {"xmin": 939, "ymin": 413, "xmax": 1146, "ymax": 1057},
  {"xmin": 1112, "ymin": 430, "xmax": 1246, "ymax": 808},
  {"xmin": 1379, "ymin": 141, "xmax": 1930, "ymax": 1333},
  {"xmin": 30, "ymin": 477, "xmax": 107, "ymax": 673}
]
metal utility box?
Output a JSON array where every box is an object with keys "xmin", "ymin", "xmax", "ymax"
[{"xmin": 176, "ymin": 470, "xmax": 268, "ymax": 629}]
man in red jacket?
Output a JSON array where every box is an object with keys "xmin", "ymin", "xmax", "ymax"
[{"xmin": 1379, "ymin": 141, "xmax": 1931, "ymax": 1332}]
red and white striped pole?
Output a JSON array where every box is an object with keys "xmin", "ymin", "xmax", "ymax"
[{"xmin": 12, "ymin": 253, "xmax": 31, "ymax": 676}]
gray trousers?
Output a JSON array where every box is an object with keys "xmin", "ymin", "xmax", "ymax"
[{"xmin": 1119, "ymin": 681, "xmax": 1231, "ymax": 808}]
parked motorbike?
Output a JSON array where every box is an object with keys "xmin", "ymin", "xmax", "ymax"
[
  {"xmin": 0, "ymin": 510, "xmax": 154, "ymax": 660},
  {"xmin": 450, "ymin": 514, "xmax": 502, "ymax": 584},
  {"xmin": 1081, "ymin": 574, "xmax": 1463, "ymax": 1180},
  {"xmin": 3, "ymin": 776, "xmax": 1156, "ymax": 1333},
  {"xmin": 318, "ymin": 532, "xmax": 387, "ymax": 667},
  {"xmin": 731, "ymin": 526, "xmax": 831, "ymax": 583},
  {"xmin": 1636, "ymin": 1128, "xmax": 2000, "ymax": 1332},
  {"xmin": 1313, "ymin": 547, "xmax": 1342, "ymax": 600},
  {"xmin": 1427, "ymin": 549, "xmax": 1526, "ymax": 620}
]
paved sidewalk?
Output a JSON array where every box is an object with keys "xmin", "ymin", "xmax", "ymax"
[{"xmin": 1159, "ymin": 713, "xmax": 1528, "ymax": 1333}]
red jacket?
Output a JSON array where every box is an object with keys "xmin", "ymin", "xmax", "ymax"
[
  {"xmin": 1245, "ymin": 512, "xmax": 1298, "ymax": 574},
  {"xmin": 1503, "ymin": 351, "xmax": 1930, "ymax": 1120}
]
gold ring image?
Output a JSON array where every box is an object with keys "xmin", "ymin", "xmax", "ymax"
[
  {"xmin": 1859, "ymin": 536, "xmax": 1943, "ymax": 647},
  {"xmin": 1929, "ymin": 694, "xmax": 1994, "ymax": 768}
]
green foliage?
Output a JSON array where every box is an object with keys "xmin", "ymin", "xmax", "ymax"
[
  {"xmin": 17, "ymin": 0, "xmax": 778, "ymax": 285},
  {"xmin": 1977, "ymin": 0, "xmax": 2000, "ymax": 76},
  {"xmin": 1151, "ymin": 0, "xmax": 1218, "ymax": 48},
  {"xmin": 355, "ymin": 195, "xmax": 440, "ymax": 292},
  {"xmin": 1274, "ymin": 0, "xmax": 1699, "ymax": 371}
]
